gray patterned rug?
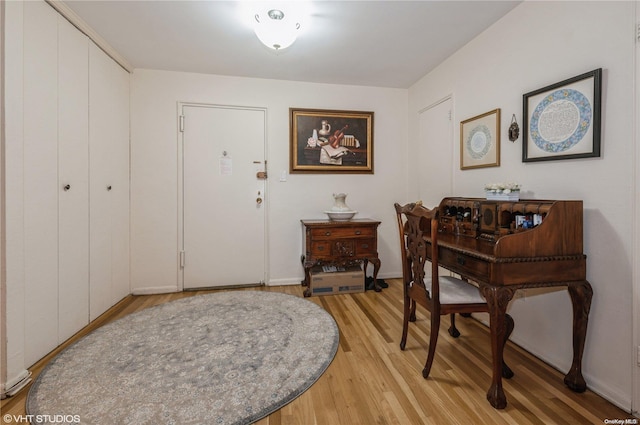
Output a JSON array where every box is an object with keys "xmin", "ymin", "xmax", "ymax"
[{"xmin": 26, "ymin": 291, "xmax": 339, "ymax": 425}]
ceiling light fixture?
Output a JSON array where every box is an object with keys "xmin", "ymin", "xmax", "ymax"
[{"xmin": 253, "ymin": 9, "xmax": 300, "ymax": 51}]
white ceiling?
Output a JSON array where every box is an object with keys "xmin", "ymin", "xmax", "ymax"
[{"xmin": 64, "ymin": 0, "xmax": 521, "ymax": 89}]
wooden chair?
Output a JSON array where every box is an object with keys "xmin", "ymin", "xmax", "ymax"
[{"xmin": 394, "ymin": 201, "xmax": 514, "ymax": 379}]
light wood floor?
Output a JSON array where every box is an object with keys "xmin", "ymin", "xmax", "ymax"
[{"xmin": 1, "ymin": 280, "xmax": 633, "ymax": 424}]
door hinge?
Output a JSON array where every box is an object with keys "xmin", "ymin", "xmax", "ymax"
[
  {"xmin": 448, "ymin": 110, "xmax": 452, "ymax": 121},
  {"xmin": 637, "ymin": 23, "xmax": 640, "ymax": 42},
  {"xmin": 179, "ymin": 115, "xmax": 185, "ymax": 133},
  {"xmin": 179, "ymin": 251, "xmax": 185, "ymax": 268}
]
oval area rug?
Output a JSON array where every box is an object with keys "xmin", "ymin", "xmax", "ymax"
[{"xmin": 27, "ymin": 291, "xmax": 339, "ymax": 425}]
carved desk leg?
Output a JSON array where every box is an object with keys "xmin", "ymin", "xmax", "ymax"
[
  {"xmin": 301, "ymin": 260, "xmax": 316, "ymax": 297},
  {"xmin": 368, "ymin": 257, "xmax": 382, "ymax": 292},
  {"xmin": 481, "ymin": 285, "xmax": 516, "ymax": 409},
  {"xmin": 564, "ymin": 280, "xmax": 593, "ymax": 392}
]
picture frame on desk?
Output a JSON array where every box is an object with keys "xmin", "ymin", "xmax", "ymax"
[
  {"xmin": 522, "ymin": 68, "xmax": 602, "ymax": 162},
  {"xmin": 289, "ymin": 108, "xmax": 374, "ymax": 174},
  {"xmin": 460, "ymin": 108, "xmax": 501, "ymax": 170}
]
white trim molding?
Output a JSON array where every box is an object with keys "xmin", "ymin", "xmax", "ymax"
[
  {"xmin": 0, "ymin": 0, "xmax": 7, "ymax": 400},
  {"xmin": 1, "ymin": 370, "xmax": 31, "ymax": 399},
  {"xmin": 45, "ymin": 0, "xmax": 133, "ymax": 73},
  {"xmin": 633, "ymin": 0, "xmax": 640, "ymax": 418},
  {"xmin": 131, "ymin": 286, "xmax": 180, "ymax": 296}
]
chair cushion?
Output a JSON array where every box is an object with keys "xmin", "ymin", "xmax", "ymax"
[{"xmin": 423, "ymin": 276, "xmax": 486, "ymax": 304}]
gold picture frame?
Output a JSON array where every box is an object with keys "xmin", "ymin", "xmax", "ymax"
[
  {"xmin": 290, "ymin": 108, "xmax": 374, "ymax": 174},
  {"xmin": 460, "ymin": 108, "xmax": 501, "ymax": 170}
]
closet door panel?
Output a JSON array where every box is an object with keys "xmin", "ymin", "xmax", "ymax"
[
  {"xmin": 89, "ymin": 43, "xmax": 114, "ymax": 321},
  {"xmin": 58, "ymin": 16, "xmax": 90, "ymax": 342},
  {"xmin": 109, "ymin": 62, "xmax": 131, "ymax": 304},
  {"xmin": 22, "ymin": 0, "xmax": 59, "ymax": 366},
  {"xmin": 89, "ymin": 42, "xmax": 130, "ymax": 319}
]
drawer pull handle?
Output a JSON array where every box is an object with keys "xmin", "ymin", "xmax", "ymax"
[
  {"xmin": 457, "ymin": 256, "xmax": 466, "ymax": 265},
  {"xmin": 355, "ymin": 230, "xmax": 361, "ymax": 235},
  {"xmin": 318, "ymin": 246, "xmax": 324, "ymax": 251},
  {"xmin": 325, "ymin": 232, "xmax": 331, "ymax": 236},
  {"xmin": 361, "ymin": 244, "xmax": 369, "ymax": 249}
]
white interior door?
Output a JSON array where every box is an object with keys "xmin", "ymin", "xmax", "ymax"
[
  {"xmin": 418, "ymin": 97, "xmax": 453, "ymax": 207},
  {"xmin": 181, "ymin": 104, "xmax": 266, "ymax": 289}
]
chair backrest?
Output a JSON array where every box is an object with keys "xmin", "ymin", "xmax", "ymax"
[
  {"xmin": 394, "ymin": 202, "xmax": 440, "ymax": 303},
  {"xmin": 394, "ymin": 202, "xmax": 415, "ymax": 289}
]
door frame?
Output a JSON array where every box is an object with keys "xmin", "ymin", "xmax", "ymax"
[
  {"xmin": 632, "ymin": 0, "xmax": 639, "ymax": 416},
  {"xmin": 176, "ymin": 102, "xmax": 268, "ymax": 290},
  {"xmin": 416, "ymin": 94, "xmax": 454, "ymax": 205}
]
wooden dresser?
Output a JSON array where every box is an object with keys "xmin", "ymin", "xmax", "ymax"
[{"xmin": 301, "ymin": 219, "xmax": 381, "ymax": 297}]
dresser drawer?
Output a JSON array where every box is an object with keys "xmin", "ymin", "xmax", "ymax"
[
  {"xmin": 310, "ymin": 226, "xmax": 375, "ymax": 240},
  {"xmin": 309, "ymin": 241, "xmax": 332, "ymax": 257},
  {"xmin": 355, "ymin": 239, "xmax": 376, "ymax": 256}
]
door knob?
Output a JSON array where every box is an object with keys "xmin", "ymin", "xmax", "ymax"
[
  {"xmin": 107, "ymin": 185, "xmax": 112, "ymax": 191},
  {"xmin": 256, "ymin": 197, "xmax": 263, "ymax": 204},
  {"xmin": 63, "ymin": 184, "xmax": 71, "ymax": 191}
]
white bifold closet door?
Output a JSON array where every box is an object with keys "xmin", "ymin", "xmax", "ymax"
[
  {"xmin": 23, "ymin": 1, "xmax": 89, "ymax": 366},
  {"xmin": 88, "ymin": 42, "xmax": 130, "ymax": 321},
  {"xmin": 58, "ymin": 11, "xmax": 90, "ymax": 345},
  {"xmin": 22, "ymin": 1, "xmax": 129, "ymax": 366}
]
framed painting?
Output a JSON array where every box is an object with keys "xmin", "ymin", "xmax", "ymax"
[
  {"xmin": 460, "ymin": 108, "xmax": 501, "ymax": 170},
  {"xmin": 523, "ymin": 68, "xmax": 602, "ymax": 162},
  {"xmin": 290, "ymin": 108, "xmax": 374, "ymax": 173}
]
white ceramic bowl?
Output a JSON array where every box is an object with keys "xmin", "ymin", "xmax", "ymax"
[{"xmin": 324, "ymin": 210, "xmax": 357, "ymax": 221}]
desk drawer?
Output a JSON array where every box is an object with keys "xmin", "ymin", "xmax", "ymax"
[
  {"xmin": 439, "ymin": 249, "xmax": 489, "ymax": 280},
  {"xmin": 310, "ymin": 226, "xmax": 375, "ymax": 240}
]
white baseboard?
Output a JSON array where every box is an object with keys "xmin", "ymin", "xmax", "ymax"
[
  {"xmin": 131, "ymin": 286, "xmax": 180, "ymax": 295},
  {"xmin": 1, "ymin": 369, "xmax": 32, "ymax": 398},
  {"xmin": 266, "ymin": 278, "xmax": 302, "ymax": 286},
  {"xmin": 377, "ymin": 273, "xmax": 401, "ymax": 280},
  {"xmin": 131, "ymin": 276, "xmax": 402, "ymax": 292},
  {"xmin": 266, "ymin": 274, "xmax": 401, "ymax": 287},
  {"xmin": 583, "ymin": 373, "xmax": 633, "ymax": 414}
]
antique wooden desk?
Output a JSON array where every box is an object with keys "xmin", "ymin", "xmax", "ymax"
[
  {"xmin": 426, "ymin": 197, "xmax": 592, "ymax": 409},
  {"xmin": 301, "ymin": 219, "xmax": 381, "ymax": 297}
]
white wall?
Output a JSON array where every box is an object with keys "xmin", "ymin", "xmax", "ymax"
[
  {"xmin": 130, "ymin": 70, "xmax": 408, "ymax": 293},
  {"xmin": 409, "ymin": 1, "xmax": 636, "ymax": 410}
]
